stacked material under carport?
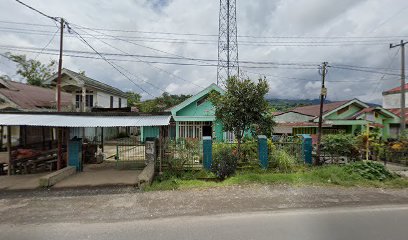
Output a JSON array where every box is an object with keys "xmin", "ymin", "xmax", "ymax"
[{"xmin": 0, "ymin": 112, "xmax": 171, "ymax": 175}]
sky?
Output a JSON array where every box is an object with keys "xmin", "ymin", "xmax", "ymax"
[{"xmin": 0, "ymin": 0, "xmax": 408, "ymax": 104}]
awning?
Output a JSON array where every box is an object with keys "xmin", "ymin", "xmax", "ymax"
[{"xmin": 0, "ymin": 113, "xmax": 171, "ymax": 127}]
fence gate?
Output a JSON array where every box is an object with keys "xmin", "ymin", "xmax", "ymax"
[
  {"xmin": 158, "ymin": 138, "xmax": 203, "ymax": 171},
  {"xmin": 271, "ymin": 135, "xmax": 304, "ymax": 163},
  {"xmin": 116, "ymin": 138, "xmax": 146, "ymax": 169}
]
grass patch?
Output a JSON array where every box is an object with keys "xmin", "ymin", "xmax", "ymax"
[{"xmin": 145, "ymin": 164, "xmax": 408, "ymax": 191}]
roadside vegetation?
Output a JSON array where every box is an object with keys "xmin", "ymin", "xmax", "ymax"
[
  {"xmin": 147, "ymin": 77, "xmax": 408, "ymax": 192},
  {"xmin": 147, "ymin": 138, "xmax": 408, "ymax": 192},
  {"xmin": 146, "ymin": 162, "xmax": 408, "ymax": 191}
]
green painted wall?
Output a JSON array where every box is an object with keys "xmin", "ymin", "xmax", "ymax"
[
  {"xmin": 140, "ymin": 126, "xmax": 160, "ymax": 142},
  {"xmin": 325, "ymin": 104, "xmax": 362, "ymax": 120},
  {"xmin": 176, "ymin": 98, "xmax": 214, "ymax": 117},
  {"xmin": 213, "ymin": 120, "xmax": 224, "ymax": 142}
]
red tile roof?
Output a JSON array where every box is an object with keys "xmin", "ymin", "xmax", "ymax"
[
  {"xmin": 0, "ymin": 79, "xmax": 71, "ymax": 110},
  {"xmin": 383, "ymin": 83, "xmax": 408, "ymax": 95},
  {"xmin": 387, "ymin": 108, "xmax": 408, "ymax": 123},
  {"xmin": 291, "ymin": 100, "xmax": 349, "ymax": 117},
  {"xmin": 277, "ymin": 122, "xmax": 332, "ymax": 127},
  {"xmin": 347, "ymin": 107, "xmax": 375, "ymax": 120}
]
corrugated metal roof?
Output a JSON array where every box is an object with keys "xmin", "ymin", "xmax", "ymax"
[
  {"xmin": 0, "ymin": 114, "xmax": 170, "ymax": 127},
  {"xmin": 0, "ymin": 79, "xmax": 71, "ymax": 110}
]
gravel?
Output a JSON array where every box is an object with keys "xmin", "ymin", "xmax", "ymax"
[{"xmin": 1, "ymin": 184, "xmax": 408, "ymax": 224}]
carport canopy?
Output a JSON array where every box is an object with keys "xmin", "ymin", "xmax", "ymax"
[{"xmin": 0, "ymin": 113, "xmax": 171, "ymax": 127}]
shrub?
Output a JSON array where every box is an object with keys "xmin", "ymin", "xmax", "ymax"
[
  {"xmin": 211, "ymin": 147, "xmax": 238, "ymax": 180},
  {"xmin": 269, "ymin": 149, "xmax": 296, "ymax": 173},
  {"xmin": 321, "ymin": 134, "xmax": 359, "ymax": 160},
  {"xmin": 240, "ymin": 138, "xmax": 258, "ymax": 162},
  {"xmin": 345, "ymin": 161, "xmax": 395, "ymax": 181}
]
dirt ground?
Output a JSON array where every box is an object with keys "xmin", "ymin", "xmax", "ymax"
[{"xmin": 1, "ymin": 184, "xmax": 408, "ymax": 224}]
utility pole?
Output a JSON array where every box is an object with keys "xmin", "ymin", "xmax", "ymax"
[
  {"xmin": 57, "ymin": 18, "xmax": 64, "ymax": 112},
  {"xmin": 57, "ymin": 18, "xmax": 64, "ymax": 170},
  {"xmin": 390, "ymin": 40, "xmax": 407, "ymax": 135},
  {"xmin": 316, "ymin": 62, "xmax": 328, "ymax": 165}
]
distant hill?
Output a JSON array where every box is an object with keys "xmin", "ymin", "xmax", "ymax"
[{"xmin": 266, "ymin": 98, "xmax": 333, "ymax": 112}]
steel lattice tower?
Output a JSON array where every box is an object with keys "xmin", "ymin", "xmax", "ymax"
[{"xmin": 217, "ymin": 0, "xmax": 239, "ymax": 86}]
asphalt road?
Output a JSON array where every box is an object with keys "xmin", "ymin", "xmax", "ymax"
[{"xmin": 1, "ymin": 205, "xmax": 408, "ymax": 240}]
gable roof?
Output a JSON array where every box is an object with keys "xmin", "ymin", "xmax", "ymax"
[
  {"xmin": 383, "ymin": 83, "xmax": 408, "ymax": 95},
  {"xmin": 387, "ymin": 108, "xmax": 408, "ymax": 123},
  {"xmin": 291, "ymin": 100, "xmax": 349, "ymax": 117},
  {"xmin": 170, "ymin": 83, "xmax": 224, "ymax": 115},
  {"xmin": 46, "ymin": 68, "xmax": 127, "ymax": 97},
  {"xmin": 348, "ymin": 107, "xmax": 400, "ymax": 120},
  {"xmin": 291, "ymin": 99, "xmax": 370, "ymax": 121},
  {"xmin": 0, "ymin": 79, "xmax": 71, "ymax": 110}
]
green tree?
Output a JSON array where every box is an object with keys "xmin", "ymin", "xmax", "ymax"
[
  {"xmin": 6, "ymin": 53, "xmax": 56, "ymax": 86},
  {"xmin": 210, "ymin": 76, "xmax": 274, "ymax": 157},
  {"xmin": 126, "ymin": 91, "xmax": 142, "ymax": 107},
  {"xmin": 138, "ymin": 92, "xmax": 191, "ymax": 113}
]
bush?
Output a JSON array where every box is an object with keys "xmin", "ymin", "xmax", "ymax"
[
  {"xmin": 345, "ymin": 161, "xmax": 395, "ymax": 181},
  {"xmin": 269, "ymin": 149, "xmax": 296, "ymax": 173},
  {"xmin": 321, "ymin": 134, "xmax": 359, "ymax": 160},
  {"xmin": 211, "ymin": 147, "xmax": 238, "ymax": 180}
]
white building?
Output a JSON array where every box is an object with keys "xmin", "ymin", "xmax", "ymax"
[
  {"xmin": 382, "ymin": 83, "xmax": 408, "ymax": 134},
  {"xmin": 45, "ymin": 69, "xmax": 127, "ymax": 112},
  {"xmin": 382, "ymin": 83, "xmax": 408, "ymax": 109}
]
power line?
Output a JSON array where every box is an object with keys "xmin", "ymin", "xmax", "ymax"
[
  {"xmin": 33, "ymin": 28, "xmax": 59, "ymax": 60},
  {"xmin": 69, "ymin": 23, "xmax": 213, "ymax": 67},
  {"xmin": 1, "ymin": 45, "xmax": 402, "ymax": 72},
  {"xmin": 0, "ymin": 27, "xmax": 404, "ymax": 45},
  {"xmin": 69, "ymin": 27, "xmax": 155, "ymax": 97},
  {"xmin": 328, "ymin": 65, "xmax": 401, "ymax": 76},
  {"xmin": 3, "ymin": 19, "xmax": 408, "ymax": 40},
  {"xmin": 14, "ymin": 0, "xmax": 58, "ymax": 21},
  {"xmin": 70, "ymin": 26, "xmax": 205, "ymax": 89},
  {"xmin": 242, "ymin": 69, "xmax": 394, "ymax": 83}
]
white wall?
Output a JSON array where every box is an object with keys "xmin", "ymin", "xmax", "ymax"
[
  {"xmin": 383, "ymin": 93, "xmax": 408, "ymax": 109},
  {"xmin": 95, "ymin": 91, "xmax": 127, "ymax": 108}
]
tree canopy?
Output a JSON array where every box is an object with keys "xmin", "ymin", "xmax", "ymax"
[
  {"xmin": 133, "ymin": 92, "xmax": 191, "ymax": 113},
  {"xmin": 126, "ymin": 91, "xmax": 142, "ymax": 107},
  {"xmin": 210, "ymin": 76, "xmax": 275, "ymax": 147},
  {"xmin": 5, "ymin": 53, "xmax": 57, "ymax": 86}
]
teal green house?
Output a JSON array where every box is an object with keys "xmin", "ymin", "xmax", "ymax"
[
  {"xmin": 274, "ymin": 99, "xmax": 401, "ymax": 139},
  {"xmin": 141, "ymin": 84, "xmax": 232, "ymax": 142}
]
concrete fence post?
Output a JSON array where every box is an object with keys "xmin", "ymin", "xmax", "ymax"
[
  {"xmin": 145, "ymin": 137, "xmax": 157, "ymax": 165},
  {"xmin": 258, "ymin": 135, "xmax": 268, "ymax": 169},
  {"xmin": 202, "ymin": 136, "xmax": 212, "ymax": 170},
  {"xmin": 300, "ymin": 134, "xmax": 313, "ymax": 164}
]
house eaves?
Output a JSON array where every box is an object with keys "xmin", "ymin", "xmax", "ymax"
[
  {"xmin": 170, "ymin": 83, "xmax": 224, "ymax": 116},
  {"xmin": 45, "ymin": 69, "xmax": 127, "ymax": 98},
  {"xmin": 311, "ymin": 98, "xmax": 369, "ymax": 122}
]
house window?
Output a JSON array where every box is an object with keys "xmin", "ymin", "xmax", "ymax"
[
  {"xmin": 119, "ymin": 98, "xmax": 122, "ymax": 108},
  {"xmin": 178, "ymin": 121, "xmax": 212, "ymax": 139},
  {"xmin": 110, "ymin": 96, "xmax": 114, "ymax": 108},
  {"xmin": 75, "ymin": 95, "xmax": 81, "ymax": 109},
  {"xmin": 223, "ymin": 131, "xmax": 235, "ymax": 143},
  {"xmin": 85, "ymin": 95, "xmax": 93, "ymax": 107},
  {"xmin": 197, "ymin": 96, "xmax": 208, "ymax": 106},
  {"xmin": 337, "ymin": 106, "xmax": 349, "ymax": 115},
  {"xmin": 76, "ymin": 94, "xmax": 93, "ymax": 108}
]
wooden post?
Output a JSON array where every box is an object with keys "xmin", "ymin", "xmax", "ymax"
[
  {"xmin": 0, "ymin": 126, "xmax": 3, "ymax": 150},
  {"xmin": 366, "ymin": 123, "xmax": 370, "ymax": 161},
  {"xmin": 101, "ymin": 127, "xmax": 104, "ymax": 152},
  {"xmin": 57, "ymin": 128, "xmax": 62, "ymax": 170},
  {"xmin": 42, "ymin": 126, "xmax": 46, "ymax": 150},
  {"xmin": 7, "ymin": 126, "xmax": 11, "ymax": 175}
]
